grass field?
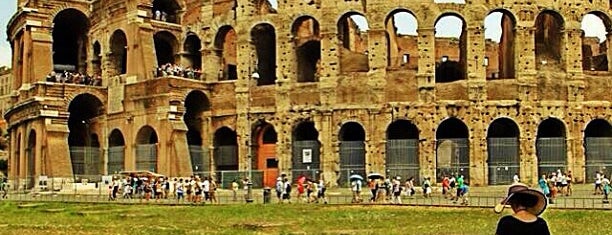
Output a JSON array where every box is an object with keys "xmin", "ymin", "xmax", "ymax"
[{"xmin": 0, "ymin": 202, "xmax": 610, "ymax": 235}]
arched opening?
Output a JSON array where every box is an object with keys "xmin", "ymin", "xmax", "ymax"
[
  {"xmin": 107, "ymin": 129, "xmax": 125, "ymax": 174},
  {"xmin": 254, "ymin": 0, "xmax": 277, "ymax": 15},
  {"xmin": 385, "ymin": 10, "xmax": 418, "ymax": 70},
  {"xmin": 536, "ymin": 118, "xmax": 567, "ymax": 177},
  {"xmin": 213, "ymin": 127, "xmax": 238, "ymax": 172},
  {"xmin": 254, "ymin": 123, "xmax": 278, "ymax": 187},
  {"xmin": 109, "ymin": 30, "xmax": 128, "ymax": 75},
  {"xmin": 154, "ymin": 31, "xmax": 178, "ymax": 66},
  {"xmin": 68, "ymin": 94, "xmax": 104, "ymax": 178},
  {"xmin": 535, "ymin": 11, "xmax": 564, "ymax": 70},
  {"xmin": 292, "ymin": 121, "xmax": 320, "ymax": 179},
  {"xmin": 436, "ymin": 118, "xmax": 469, "ymax": 182},
  {"xmin": 338, "ymin": 12, "xmax": 369, "ymax": 73},
  {"xmin": 435, "ymin": 14, "xmax": 467, "ymax": 83},
  {"xmin": 52, "ymin": 9, "xmax": 90, "ymax": 73},
  {"xmin": 152, "ymin": 0, "xmax": 181, "ymax": 23},
  {"xmin": 487, "ymin": 118, "xmax": 520, "ymax": 185},
  {"xmin": 581, "ymin": 12, "xmax": 611, "ymax": 72},
  {"xmin": 292, "ymin": 16, "xmax": 321, "ymax": 83},
  {"xmin": 584, "ymin": 119, "xmax": 612, "ymax": 182},
  {"xmin": 338, "ymin": 122, "xmax": 366, "ymax": 186},
  {"xmin": 251, "ymin": 24, "xmax": 276, "ymax": 85},
  {"xmin": 184, "ymin": 91, "xmax": 211, "ymax": 174},
  {"xmin": 183, "ymin": 34, "xmax": 202, "ymax": 71},
  {"xmin": 92, "ymin": 41, "xmax": 101, "ymax": 76},
  {"xmin": 135, "ymin": 126, "xmax": 159, "ymax": 172},
  {"xmin": 484, "ymin": 10, "xmax": 516, "ymax": 79},
  {"xmin": 214, "ymin": 26, "xmax": 238, "ymax": 81},
  {"xmin": 26, "ymin": 130, "xmax": 36, "ymax": 189},
  {"xmin": 385, "ymin": 120, "xmax": 419, "ymax": 180}
]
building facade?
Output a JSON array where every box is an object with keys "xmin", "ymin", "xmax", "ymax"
[{"xmin": 4, "ymin": 0, "xmax": 612, "ymax": 189}]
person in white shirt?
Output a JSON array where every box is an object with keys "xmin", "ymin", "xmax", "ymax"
[
  {"xmin": 203, "ymin": 177, "xmax": 211, "ymax": 202},
  {"xmin": 513, "ymin": 173, "xmax": 520, "ymax": 183},
  {"xmin": 351, "ymin": 179, "xmax": 363, "ymax": 203},
  {"xmin": 595, "ymin": 172, "xmax": 603, "ymax": 195}
]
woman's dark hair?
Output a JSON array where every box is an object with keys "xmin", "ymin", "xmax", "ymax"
[{"xmin": 509, "ymin": 193, "xmax": 538, "ymax": 208}]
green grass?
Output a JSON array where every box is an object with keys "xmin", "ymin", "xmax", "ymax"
[{"xmin": 0, "ymin": 202, "xmax": 609, "ymax": 234}]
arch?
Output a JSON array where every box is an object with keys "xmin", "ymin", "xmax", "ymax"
[
  {"xmin": 251, "ymin": 23, "xmax": 277, "ymax": 85},
  {"xmin": 484, "ymin": 9, "xmax": 517, "ymax": 79},
  {"xmin": 152, "ymin": 0, "xmax": 182, "ymax": 23},
  {"xmin": 109, "ymin": 30, "xmax": 128, "ymax": 75},
  {"xmin": 338, "ymin": 121, "xmax": 366, "ymax": 186},
  {"xmin": 154, "ymin": 31, "xmax": 179, "ymax": 66},
  {"xmin": 435, "ymin": 13, "xmax": 467, "ymax": 83},
  {"xmin": 292, "ymin": 16, "xmax": 321, "ymax": 83},
  {"xmin": 581, "ymin": 12, "xmax": 611, "ymax": 71},
  {"xmin": 536, "ymin": 118, "xmax": 567, "ymax": 177},
  {"xmin": 584, "ymin": 119, "xmax": 612, "ymax": 182},
  {"xmin": 183, "ymin": 33, "xmax": 202, "ymax": 70},
  {"xmin": 108, "ymin": 129, "xmax": 125, "ymax": 174},
  {"xmin": 337, "ymin": 12, "xmax": 370, "ymax": 73},
  {"xmin": 385, "ymin": 9, "xmax": 419, "ymax": 69},
  {"xmin": 436, "ymin": 117, "xmax": 470, "ymax": 181},
  {"xmin": 135, "ymin": 126, "xmax": 158, "ymax": 172},
  {"xmin": 68, "ymin": 93, "xmax": 104, "ymax": 177},
  {"xmin": 253, "ymin": 123, "xmax": 278, "ymax": 187},
  {"xmin": 52, "ymin": 8, "xmax": 90, "ymax": 73},
  {"xmin": 535, "ymin": 10, "xmax": 564, "ymax": 69},
  {"xmin": 213, "ymin": 127, "xmax": 238, "ymax": 171},
  {"xmin": 292, "ymin": 121, "xmax": 321, "ymax": 179},
  {"xmin": 26, "ymin": 130, "xmax": 36, "ymax": 189},
  {"xmin": 184, "ymin": 90, "xmax": 210, "ymax": 173},
  {"xmin": 487, "ymin": 118, "xmax": 520, "ymax": 185},
  {"xmin": 385, "ymin": 120, "xmax": 420, "ymax": 180},
  {"xmin": 92, "ymin": 41, "xmax": 102, "ymax": 76},
  {"xmin": 184, "ymin": 90, "xmax": 210, "ymax": 131},
  {"xmin": 214, "ymin": 26, "xmax": 238, "ymax": 81},
  {"xmin": 254, "ymin": 0, "xmax": 277, "ymax": 15}
]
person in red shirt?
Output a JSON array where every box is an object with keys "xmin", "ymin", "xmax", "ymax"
[{"xmin": 442, "ymin": 176, "xmax": 450, "ymax": 199}]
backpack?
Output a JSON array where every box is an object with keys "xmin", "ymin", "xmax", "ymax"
[
  {"xmin": 286, "ymin": 183, "xmax": 292, "ymax": 193},
  {"xmin": 450, "ymin": 181, "xmax": 456, "ymax": 188}
]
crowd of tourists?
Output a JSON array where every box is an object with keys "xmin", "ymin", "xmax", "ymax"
[
  {"xmin": 45, "ymin": 71, "xmax": 102, "ymax": 86},
  {"xmin": 155, "ymin": 63, "xmax": 202, "ymax": 80},
  {"xmin": 274, "ymin": 175, "xmax": 329, "ymax": 204}
]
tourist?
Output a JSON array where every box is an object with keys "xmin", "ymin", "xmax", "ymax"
[
  {"xmin": 242, "ymin": 177, "xmax": 250, "ymax": 202},
  {"xmin": 459, "ymin": 183, "xmax": 469, "ymax": 205},
  {"xmin": 176, "ymin": 178, "xmax": 185, "ymax": 202},
  {"xmin": 282, "ymin": 178, "xmax": 292, "ymax": 203},
  {"xmin": 392, "ymin": 176, "xmax": 402, "ymax": 204},
  {"xmin": 296, "ymin": 175, "xmax": 306, "ymax": 203},
  {"xmin": 538, "ymin": 174, "xmax": 551, "ymax": 204},
  {"xmin": 595, "ymin": 171, "xmax": 603, "ymax": 195},
  {"xmin": 275, "ymin": 177, "xmax": 283, "ymax": 203},
  {"xmin": 404, "ymin": 177, "xmax": 415, "ymax": 197},
  {"xmin": 351, "ymin": 178, "xmax": 363, "ymax": 203},
  {"xmin": 422, "ymin": 177, "xmax": 432, "ymax": 198},
  {"xmin": 308, "ymin": 180, "xmax": 318, "ymax": 203},
  {"xmin": 202, "ymin": 176, "xmax": 210, "ymax": 203},
  {"xmin": 231, "ymin": 179, "xmax": 239, "ymax": 202},
  {"xmin": 602, "ymin": 175, "xmax": 610, "ymax": 203},
  {"xmin": 209, "ymin": 178, "xmax": 218, "ymax": 204},
  {"xmin": 494, "ymin": 183, "xmax": 550, "ymax": 235},
  {"xmin": 368, "ymin": 179, "xmax": 376, "ymax": 202},
  {"xmin": 449, "ymin": 175, "xmax": 457, "ymax": 199},
  {"xmin": 565, "ymin": 171, "xmax": 573, "ymax": 196},
  {"xmin": 317, "ymin": 178, "xmax": 328, "ymax": 204},
  {"xmin": 513, "ymin": 173, "xmax": 520, "ymax": 184},
  {"xmin": 441, "ymin": 176, "xmax": 450, "ymax": 198}
]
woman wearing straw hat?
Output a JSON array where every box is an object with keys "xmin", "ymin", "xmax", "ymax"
[{"xmin": 494, "ymin": 183, "xmax": 550, "ymax": 235}]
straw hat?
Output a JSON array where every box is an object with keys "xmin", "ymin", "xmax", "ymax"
[{"xmin": 494, "ymin": 183, "xmax": 547, "ymax": 216}]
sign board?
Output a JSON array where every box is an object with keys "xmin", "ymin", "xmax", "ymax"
[
  {"xmin": 302, "ymin": 149, "xmax": 312, "ymax": 163},
  {"xmin": 102, "ymin": 175, "xmax": 113, "ymax": 185}
]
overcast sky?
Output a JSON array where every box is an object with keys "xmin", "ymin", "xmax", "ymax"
[{"xmin": 0, "ymin": 1, "xmax": 606, "ymax": 67}]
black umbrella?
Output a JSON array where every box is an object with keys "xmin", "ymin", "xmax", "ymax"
[{"xmin": 367, "ymin": 173, "xmax": 384, "ymax": 180}]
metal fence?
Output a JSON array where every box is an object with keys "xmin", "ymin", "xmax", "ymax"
[
  {"xmin": 585, "ymin": 137, "xmax": 612, "ymax": 183},
  {"xmin": 292, "ymin": 140, "xmax": 321, "ymax": 177},
  {"xmin": 107, "ymin": 146, "xmax": 125, "ymax": 174},
  {"xmin": 69, "ymin": 146, "xmax": 102, "ymax": 177},
  {"xmin": 537, "ymin": 137, "xmax": 567, "ymax": 176},
  {"xmin": 386, "ymin": 139, "xmax": 420, "ymax": 181},
  {"xmin": 487, "ymin": 138, "xmax": 520, "ymax": 185},
  {"xmin": 339, "ymin": 141, "xmax": 366, "ymax": 186},
  {"xmin": 136, "ymin": 144, "xmax": 157, "ymax": 172},
  {"xmin": 189, "ymin": 145, "xmax": 210, "ymax": 173},
  {"xmin": 213, "ymin": 145, "xmax": 238, "ymax": 170},
  {"xmin": 436, "ymin": 139, "xmax": 470, "ymax": 182}
]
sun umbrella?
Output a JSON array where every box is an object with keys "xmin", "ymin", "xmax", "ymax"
[
  {"xmin": 349, "ymin": 174, "xmax": 364, "ymax": 181},
  {"xmin": 367, "ymin": 173, "xmax": 384, "ymax": 180}
]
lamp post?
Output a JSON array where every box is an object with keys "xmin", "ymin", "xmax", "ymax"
[{"xmin": 245, "ymin": 53, "xmax": 259, "ymax": 203}]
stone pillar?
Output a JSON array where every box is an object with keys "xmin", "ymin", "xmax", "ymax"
[
  {"xmin": 417, "ymin": 27, "xmax": 436, "ymax": 103},
  {"xmin": 316, "ymin": 112, "xmax": 336, "ymax": 185},
  {"xmin": 130, "ymin": 24, "xmax": 156, "ymax": 81},
  {"xmin": 366, "ymin": 29, "xmax": 388, "ymax": 105},
  {"xmin": 516, "ymin": 26, "xmax": 538, "ymax": 102},
  {"xmin": 466, "ymin": 26, "xmax": 487, "ymax": 102},
  {"xmin": 44, "ymin": 122, "xmax": 72, "ymax": 177},
  {"xmin": 565, "ymin": 28, "xmax": 583, "ymax": 74},
  {"xmin": 28, "ymin": 29, "xmax": 53, "ymax": 84}
]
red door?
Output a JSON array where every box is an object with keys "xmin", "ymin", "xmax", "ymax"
[{"xmin": 257, "ymin": 124, "xmax": 279, "ymax": 188}]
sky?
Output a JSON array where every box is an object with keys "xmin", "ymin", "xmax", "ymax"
[{"xmin": 0, "ymin": 1, "xmax": 606, "ymax": 67}]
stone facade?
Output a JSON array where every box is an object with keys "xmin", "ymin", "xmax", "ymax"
[{"xmin": 4, "ymin": 0, "xmax": 612, "ymax": 188}]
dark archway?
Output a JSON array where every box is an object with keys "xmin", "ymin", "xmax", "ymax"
[
  {"xmin": 26, "ymin": 130, "xmax": 36, "ymax": 189},
  {"xmin": 487, "ymin": 118, "xmax": 520, "ymax": 185},
  {"xmin": 535, "ymin": 11, "xmax": 564, "ymax": 69},
  {"xmin": 135, "ymin": 126, "xmax": 159, "ymax": 172},
  {"xmin": 214, "ymin": 26, "xmax": 238, "ymax": 81},
  {"xmin": 92, "ymin": 41, "xmax": 101, "ymax": 76},
  {"xmin": 581, "ymin": 12, "xmax": 611, "ymax": 72},
  {"xmin": 436, "ymin": 118, "xmax": 470, "ymax": 181},
  {"xmin": 184, "ymin": 90, "xmax": 211, "ymax": 174},
  {"xmin": 152, "ymin": 0, "xmax": 181, "ymax": 23},
  {"xmin": 585, "ymin": 119, "xmax": 612, "ymax": 182},
  {"xmin": 213, "ymin": 127, "xmax": 238, "ymax": 172},
  {"xmin": 154, "ymin": 31, "xmax": 178, "ymax": 66},
  {"xmin": 110, "ymin": 30, "xmax": 128, "ymax": 75},
  {"xmin": 184, "ymin": 34, "xmax": 202, "ymax": 70},
  {"xmin": 52, "ymin": 9, "xmax": 90, "ymax": 73},
  {"xmin": 292, "ymin": 121, "xmax": 320, "ymax": 179},
  {"xmin": 435, "ymin": 14, "xmax": 467, "ymax": 83},
  {"xmin": 338, "ymin": 122, "xmax": 366, "ymax": 186},
  {"xmin": 292, "ymin": 16, "xmax": 321, "ymax": 83},
  {"xmin": 108, "ymin": 129, "xmax": 125, "ymax": 174},
  {"xmin": 251, "ymin": 24, "xmax": 276, "ymax": 85},
  {"xmin": 337, "ymin": 12, "xmax": 369, "ymax": 73},
  {"xmin": 536, "ymin": 118, "xmax": 567, "ymax": 177},
  {"xmin": 68, "ymin": 94, "xmax": 104, "ymax": 178},
  {"xmin": 484, "ymin": 10, "xmax": 516, "ymax": 79},
  {"xmin": 386, "ymin": 120, "xmax": 419, "ymax": 180},
  {"xmin": 385, "ymin": 10, "xmax": 418, "ymax": 69}
]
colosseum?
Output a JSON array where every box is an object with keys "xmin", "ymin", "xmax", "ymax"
[{"xmin": 4, "ymin": 0, "xmax": 612, "ymax": 189}]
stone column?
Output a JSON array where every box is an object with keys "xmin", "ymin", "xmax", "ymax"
[
  {"xmin": 466, "ymin": 26, "xmax": 487, "ymax": 102},
  {"xmin": 417, "ymin": 27, "xmax": 436, "ymax": 103}
]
